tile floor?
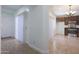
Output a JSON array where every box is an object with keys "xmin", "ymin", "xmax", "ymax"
[
  {"xmin": 1, "ymin": 38, "xmax": 40, "ymax": 54},
  {"xmin": 49, "ymin": 35, "xmax": 79, "ymax": 54},
  {"xmin": 1, "ymin": 35, "xmax": 79, "ymax": 54}
]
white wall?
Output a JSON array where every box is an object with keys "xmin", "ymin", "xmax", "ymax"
[
  {"xmin": 49, "ymin": 13, "xmax": 56, "ymax": 38},
  {"xmin": 23, "ymin": 6, "xmax": 49, "ymax": 53},
  {"xmin": 0, "ymin": 6, "xmax": 1, "ymax": 53},
  {"xmin": 15, "ymin": 6, "xmax": 49, "ymax": 53},
  {"xmin": 56, "ymin": 22, "xmax": 65, "ymax": 35},
  {"xmin": 42, "ymin": 6, "xmax": 49, "ymax": 53},
  {"xmin": 23, "ymin": 12, "xmax": 29, "ymax": 42},
  {"xmin": 1, "ymin": 12, "xmax": 15, "ymax": 37},
  {"xmin": 0, "ymin": 6, "xmax": 1, "ymax": 37}
]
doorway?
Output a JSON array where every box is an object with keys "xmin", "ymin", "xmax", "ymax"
[{"xmin": 15, "ymin": 14, "xmax": 24, "ymax": 42}]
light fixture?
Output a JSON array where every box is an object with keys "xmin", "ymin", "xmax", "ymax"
[
  {"xmin": 25, "ymin": 8, "xmax": 30, "ymax": 12},
  {"xmin": 65, "ymin": 5, "xmax": 76, "ymax": 16}
]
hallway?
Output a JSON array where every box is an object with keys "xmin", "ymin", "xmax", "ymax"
[
  {"xmin": 1, "ymin": 38, "xmax": 40, "ymax": 54},
  {"xmin": 49, "ymin": 35, "xmax": 79, "ymax": 54}
]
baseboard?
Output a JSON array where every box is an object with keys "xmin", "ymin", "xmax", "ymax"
[
  {"xmin": 1, "ymin": 36, "xmax": 15, "ymax": 39},
  {"xmin": 25, "ymin": 41, "xmax": 48, "ymax": 54}
]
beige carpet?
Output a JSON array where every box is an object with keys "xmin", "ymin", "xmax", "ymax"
[{"xmin": 1, "ymin": 38, "xmax": 40, "ymax": 54}]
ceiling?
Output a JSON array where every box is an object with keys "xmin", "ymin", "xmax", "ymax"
[
  {"xmin": 3, "ymin": 5, "xmax": 79, "ymax": 16},
  {"xmin": 2, "ymin": 5, "xmax": 23, "ymax": 11},
  {"xmin": 49, "ymin": 5, "xmax": 79, "ymax": 16},
  {"xmin": 2, "ymin": 5, "xmax": 36, "ymax": 14},
  {"xmin": 2, "ymin": 5, "xmax": 23, "ymax": 14}
]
